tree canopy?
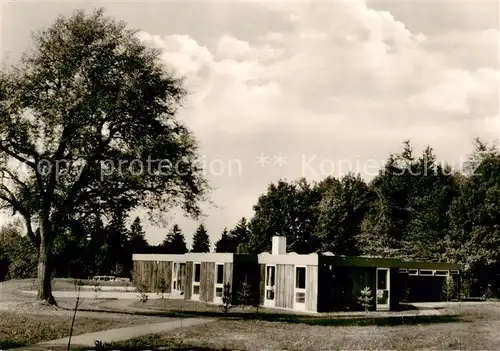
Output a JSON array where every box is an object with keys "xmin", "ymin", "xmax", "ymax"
[
  {"xmin": 191, "ymin": 224, "xmax": 210, "ymax": 253},
  {"xmin": 0, "ymin": 8, "xmax": 208, "ymax": 304},
  {"xmin": 161, "ymin": 224, "xmax": 188, "ymax": 254}
]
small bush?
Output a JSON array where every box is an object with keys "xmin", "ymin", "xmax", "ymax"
[
  {"xmin": 441, "ymin": 274, "xmax": 455, "ymax": 302},
  {"xmin": 157, "ymin": 278, "xmax": 168, "ymax": 299},
  {"xmin": 135, "ymin": 281, "xmax": 150, "ymax": 304},
  {"xmin": 236, "ymin": 279, "xmax": 253, "ymax": 310},
  {"xmin": 460, "ymin": 277, "xmax": 472, "ymax": 300},
  {"xmin": 404, "ymin": 287, "xmax": 412, "ymax": 302},
  {"xmin": 92, "ymin": 281, "xmax": 102, "ymax": 299},
  {"xmin": 358, "ymin": 286, "xmax": 373, "ymax": 313},
  {"xmin": 220, "ymin": 283, "xmax": 233, "ymax": 314},
  {"xmin": 482, "ymin": 284, "xmax": 493, "ymax": 300},
  {"xmin": 94, "ymin": 340, "xmax": 105, "ymax": 350}
]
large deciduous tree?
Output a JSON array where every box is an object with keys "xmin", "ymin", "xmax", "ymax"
[
  {"xmin": 446, "ymin": 140, "xmax": 500, "ymax": 295},
  {"xmin": 0, "ymin": 9, "xmax": 207, "ymax": 304},
  {"xmin": 247, "ymin": 178, "xmax": 321, "ymax": 254},
  {"xmin": 315, "ymin": 173, "xmax": 373, "ymax": 255},
  {"xmin": 357, "ymin": 141, "xmax": 457, "ymax": 260}
]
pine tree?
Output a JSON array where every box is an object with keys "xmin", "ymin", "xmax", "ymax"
[
  {"xmin": 191, "ymin": 224, "xmax": 210, "ymax": 253},
  {"xmin": 215, "ymin": 228, "xmax": 234, "ymax": 253},
  {"xmin": 441, "ymin": 274, "xmax": 455, "ymax": 302},
  {"xmin": 124, "ymin": 217, "xmax": 150, "ymax": 276},
  {"xmin": 103, "ymin": 209, "xmax": 130, "ymax": 275},
  {"xmin": 231, "ymin": 218, "xmax": 251, "ymax": 253},
  {"xmin": 236, "ymin": 279, "xmax": 253, "ymax": 310},
  {"xmin": 128, "ymin": 217, "xmax": 149, "ymax": 253},
  {"xmin": 358, "ymin": 286, "xmax": 373, "ymax": 313},
  {"xmin": 161, "ymin": 224, "xmax": 188, "ymax": 254}
]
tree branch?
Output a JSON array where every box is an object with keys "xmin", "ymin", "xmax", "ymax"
[{"xmin": 0, "ymin": 191, "xmax": 39, "ymax": 246}]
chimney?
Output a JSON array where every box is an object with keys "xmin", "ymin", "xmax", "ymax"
[{"xmin": 272, "ymin": 236, "xmax": 286, "ymax": 255}]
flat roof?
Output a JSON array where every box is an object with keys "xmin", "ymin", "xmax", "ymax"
[
  {"xmin": 319, "ymin": 255, "xmax": 460, "ymax": 270},
  {"xmin": 133, "ymin": 252, "xmax": 460, "ymax": 271}
]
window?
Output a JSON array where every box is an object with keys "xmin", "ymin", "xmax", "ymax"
[
  {"xmin": 435, "ymin": 270, "xmax": 449, "ymax": 276},
  {"xmin": 264, "ymin": 265, "xmax": 276, "ymax": 304},
  {"xmin": 172, "ymin": 263, "xmax": 178, "ymax": 290},
  {"xmin": 214, "ymin": 264, "xmax": 224, "ymax": 300},
  {"xmin": 194, "ymin": 263, "xmax": 201, "ymax": 283},
  {"xmin": 295, "ymin": 266, "xmax": 306, "ymax": 308},
  {"xmin": 192, "ymin": 263, "xmax": 201, "ymax": 298},
  {"xmin": 408, "ymin": 269, "xmax": 418, "ymax": 276},
  {"xmin": 419, "ymin": 270, "xmax": 434, "ymax": 276},
  {"xmin": 450, "ymin": 270, "xmax": 459, "ymax": 275},
  {"xmin": 172, "ymin": 263, "xmax": 186, "ymax": 292},
  {"xmin": 377, "ymin": 269, "xmax": 388, "ymax": 290},
  {"xmin": 216, "ymin": 264, "xmax": 224, "ymax": 284},
  {"xmin": 266, "ymin": 266, "xmax": 275, "ymax": 287},
  {"xmin": 296, "ymin": 292, "xmax": 305, "ymax": 303},
  {"xmin": 296, "ymin": 267, "xmax": 306, "ymax": 290},
  {"xmin": 399, "ymin": 268, "xmax": 408, "ymax": 274}
]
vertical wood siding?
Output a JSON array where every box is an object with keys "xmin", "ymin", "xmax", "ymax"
[
  {"xmin": 184, "ymin": 262, "xmax": 193, "ymax": 300},
  {"xmin": 223, "ymin": 262, "xmax": 234, "ymax": 301},
  {"xmin": 259, "ymin": 264, "xmax": 266, "ymax": 305},
  {"xmin": 306, "ymin": 265, "xmax": 318, "ymax": 312},
  {"xmin": 223, "ymin": 263, "xmax": 233, "ymax": 286},
  {"xmin": 200, "ymin": 262, "xmax": 215, "ymax": 302},
  {"xmin": 389, "ymin": 268, "xmax": 399, "ymax": 310},
  {"xmin": 132, "ymin": 260, "xmax": 172, "ymax": 293},
  {"xmin": 276, "ymin": 264, "xmax": 294, "ymax": 309}
]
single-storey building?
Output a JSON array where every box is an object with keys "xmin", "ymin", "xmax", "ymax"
[{"xmin": 132, "ymin": 236, "xmax": 460, "ymax": 312}]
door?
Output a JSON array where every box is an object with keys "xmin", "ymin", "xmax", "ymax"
[
  {"xmin": 172, "ymin": 263, "xmax": 186, "ymax": 294},
  {"xmin": 294, "ymin": 266, "xmax": 307, "ymax": 311},
  {"xmin": 214, "ymin": 263, "xmax": 224, "ymax": 304},
  {"xmin": 192, "ymin": 262, "xmax": 201, "ymax": 301},
  {"xmin": 264, "ymin": 265, "xmax": 276, "ymax": 307},
  {"xmin": 376, "ymin": 268, "xmax": 390, "ymax": 310}
]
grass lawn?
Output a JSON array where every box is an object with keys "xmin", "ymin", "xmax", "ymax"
[
  {"xmin": 103, "ymin": 302, "xmax": 500, "ymax": 350},
  {"xmin": 25, "ymin": 278, "xmax": 135, "ymax": 291},
  {"xmin": 0, "ymin": 311, "xmax": 162, "ymax": 349},
  {"xmin": 131, "ymin": 297, "xmax": 318, "ymax": 316}
]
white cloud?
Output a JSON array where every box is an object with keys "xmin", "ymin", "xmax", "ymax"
[
  {"xmin": 2, "ymin": 0, "xmax": 497, "ymax": 246},
  {"xmin": 132, "ymin": 0, "xmax": 499, "ymax": 245}
]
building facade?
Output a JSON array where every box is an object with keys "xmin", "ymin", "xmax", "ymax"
[{"xmin": 132, "ymin": 236, "xmax": 460, "ymax": 313}]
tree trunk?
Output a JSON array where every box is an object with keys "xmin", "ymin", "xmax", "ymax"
[{"xmin": 36, "ymin": 233, "xmax": 57, "ymax": 305}]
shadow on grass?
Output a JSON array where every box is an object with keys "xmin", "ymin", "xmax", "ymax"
[
  {"xmin": 66, "ymin": 306, "xmax": 461, "ymax": 327},
  {"xmin": 77, "ymin": 347, "xmax": 228, "ymax": 351},
  {"xmin": 0, "ymin": 340, "xmax": 24, "ymax": 350}
]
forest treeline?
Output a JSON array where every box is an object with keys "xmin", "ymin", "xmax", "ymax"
[{"xmin": 1, "ymin": 139, "xmax": 499, "ymax": 297}]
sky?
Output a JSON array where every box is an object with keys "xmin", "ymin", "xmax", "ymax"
[{"xmin": 1, "ymin": 0, "xmax": 499, "ymax": 248}]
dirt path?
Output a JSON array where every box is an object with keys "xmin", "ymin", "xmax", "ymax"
[{"xmin": 35, "ymin": 317, "xmax": 216, "ymax": 348}]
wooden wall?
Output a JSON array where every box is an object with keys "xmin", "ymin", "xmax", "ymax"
[
  {"xmin": 306, "ymin": 265, "xmax": 318, "ymax": 312},
  {"xmin": 275, "ymin": 264, "xmax": 294, "ymax": 309},
  {"xmin": 132, "ymin": 260, "xmax": 172, "ymax": 293},
  {"xmin": 184, "ymin": 262, "xmax": 193, "ymax": 300},
  {"xmin": 317, "ymin": 265, "xmax": 376, "ymax": 312},
  {"xmin": 259, "ymin": 264, "xmax": 266, "ymax": 305},
  {"xmin": 199, "ymin": 262, "xmax": 215, "ymax": 303},
  {"xmin": 231, "ymin": 262, "xmax": 260, "ymax": 305},
  {"xmin": 389, "ymin": 268, "xmax": 400, "ymax": 310},
  {"xmin": 224, "ymin": 263, "xmax": 233, "ymax": 286}
]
